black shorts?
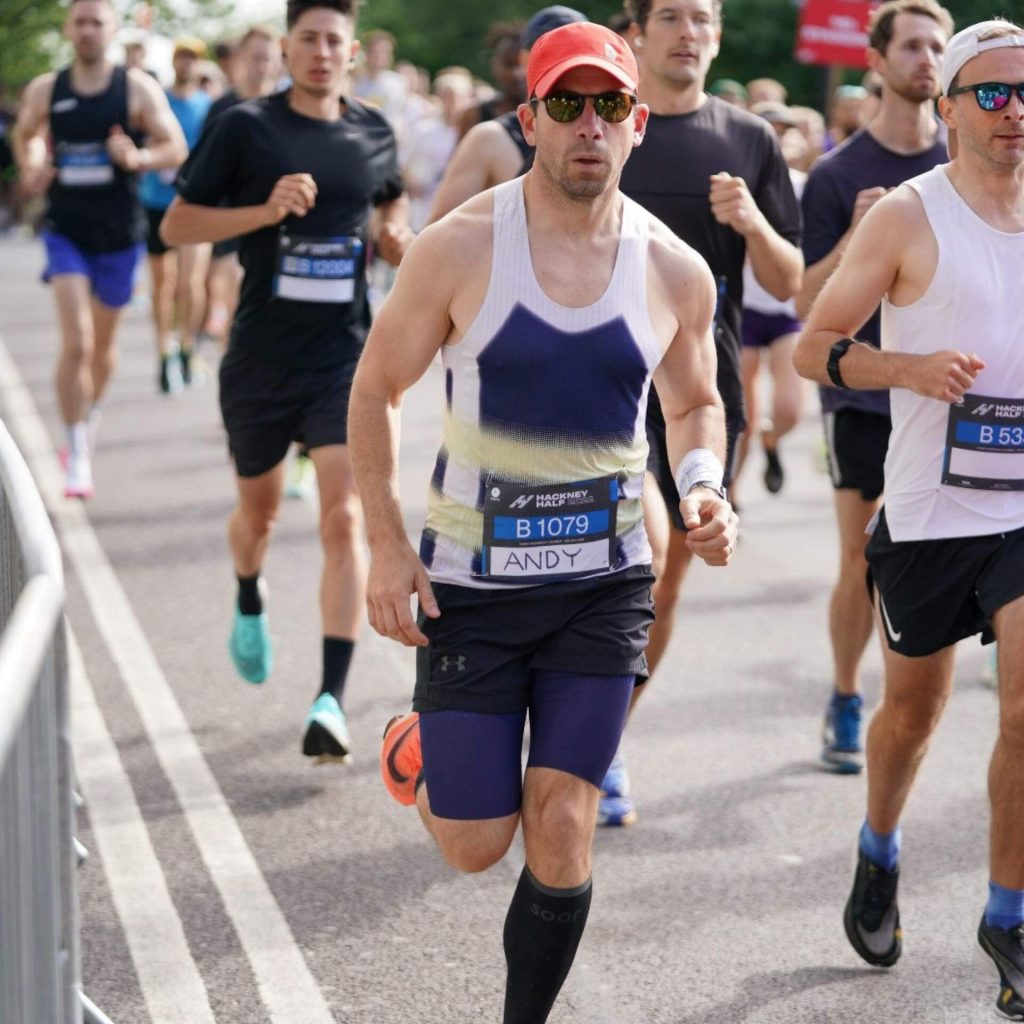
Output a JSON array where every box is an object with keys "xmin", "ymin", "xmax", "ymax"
[
  {"xmin": 145, "ymin": 206, "xmax": 171, "ymax": 256},
  {"xmin": 866, "ymin": 508, "xmax": 1024, "ymax": 657},
  {"xmin": 413, "ymin": 565, "xmax": 656, "ymax": 715},
  {"xmin": 823, "ymin": 408, "xmax": 891, "ymax": 502},
  {"xmin": 646, "ymin": 393, "xmax": 743, "ymax": 532},
  {"xmin": 218, "ymin": 344, "xmax": 361, "ymax": 478},
  {"xmin": 212, "ymin": 236, "xmax": 240, "ymax": 260}
]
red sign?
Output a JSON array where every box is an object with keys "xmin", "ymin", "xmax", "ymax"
[{"xmin": 794, "ymin": 0, "xmax": 875, "ymax": 68}]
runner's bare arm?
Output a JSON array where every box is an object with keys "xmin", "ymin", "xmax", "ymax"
[
  {"xmin": 794, "ymin": 186, "xmax": 888, "ymax": 319},
  {"xmin": 794, "ymin": 190, "xmax": 985, "ymax": 402},
  {"xmin": 160, "ymin": 173, "xmax": 318, "ymax": 245},
  {"xmin": 12, "ymin": 74, "xmax": 56, "ymax": 195},
  {"xmin": 125, "ymin": 69, "xmax": 186, "ymax": 172},
  {"xmin": 426, "ymin": 121, "xmax": 520, "ymax": 225},
  {"xmin": 349, "ymin": 215, "xmax": 483, "ymax": 645},
  {"xmin": 650, "ymin": 231, "xmax": 735, "ymax": 565}
]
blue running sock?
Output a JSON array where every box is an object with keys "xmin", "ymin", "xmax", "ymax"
[
  {"xmin": 986, "ymin": 880, "xmax": 1024, "ymax": 930},
  {"xmin": 860, "ymin": 820, "xmax": 901, "ymax": 872}
]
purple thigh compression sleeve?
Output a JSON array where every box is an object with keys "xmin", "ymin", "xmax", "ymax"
[
  {"xmin": 420, "ymin": 708, "xmax": 527, "ymax": 821},
  {"xmin": 526, "ymin": 670, "xmax": 634, "ymax": 787}
]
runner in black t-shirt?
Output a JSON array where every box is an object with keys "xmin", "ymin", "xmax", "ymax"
[
  {"xmin": 794, "ymin": 0, "xmax": 951, "ymax": 776},
  {"xmin": 162, "ymin": 0, "xmax": 412, "ymax": 766},
  {"xmin": 604, "ymin": 0, "xmax": 802, "ymax": 827}
]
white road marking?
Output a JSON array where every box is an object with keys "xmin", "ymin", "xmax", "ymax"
[
  {"xmin": 0, "ymin": 337, "xmax": 337, "ymax": 1024},
  {"xmin": 69, "ymin": 630, "xmax": 217, "ymax": 1024}
]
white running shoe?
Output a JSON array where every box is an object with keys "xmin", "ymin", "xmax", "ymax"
[{"xmin": 63, "ymin": 451, "xmax": 94, "ymax": 499}]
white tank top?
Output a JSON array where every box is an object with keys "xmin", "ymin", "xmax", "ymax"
[
  {"xmin": 881, "ymin": 165, "xmax": 1024, "ymax": 541},
  {"xmin": 421, "ymin": 178, "xmax": 664, "ymax": 587}
]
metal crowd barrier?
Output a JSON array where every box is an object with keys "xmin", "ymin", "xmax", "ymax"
[{"xmin": 0, "ymin": 419, "xmax": 80, "ymax": 1024}]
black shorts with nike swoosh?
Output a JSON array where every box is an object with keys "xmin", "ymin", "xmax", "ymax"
[{"xmin": 866, "ymin": 508, "xmax": 1024, "ymax": 657}]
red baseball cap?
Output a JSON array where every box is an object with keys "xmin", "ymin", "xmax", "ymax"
[{"xmin": 527, "ymin": 22, "xmax": 639, "ymax": 99}]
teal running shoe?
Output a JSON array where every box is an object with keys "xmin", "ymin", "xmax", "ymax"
[
  {"xmin": 229, "ymin": 607, "xmax": 272, "ymax": 683},
  {"xmin": 598, "ymin": 751, "xmax": 637, "ymax": 827},
  {"xmin": 302, "ymin": 693, "xmax": 352, "ymax": 764}
]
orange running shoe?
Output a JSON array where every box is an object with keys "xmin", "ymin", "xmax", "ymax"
[{"xmin": 380, "ymin": 713, "xmax": 422, "ymax": 806}]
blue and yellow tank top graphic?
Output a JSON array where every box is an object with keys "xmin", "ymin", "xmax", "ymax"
[{"xmin": 421, "ymin": 179, "xmax": 664, "ymax": 588}]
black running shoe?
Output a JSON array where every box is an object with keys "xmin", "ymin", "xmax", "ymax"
[
  {"xmin": 763, "ymin": 446, "xmax": 784, "ymax": 494},
  {"xmin": 844, "ymin": 849, "xmax": 902, "ymax": 967},
  {"xmin": 978, "ymin": 915, "xmax": 1024, "ymax": 1020}
]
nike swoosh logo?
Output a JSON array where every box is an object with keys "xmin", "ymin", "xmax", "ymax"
[
  {"xmin": 386, "ymin": 719, "xmax": 419, "ymax": 784},
  {"xmin": 879, "ymin": 596, "xmax": 902, "ymax": 643}
]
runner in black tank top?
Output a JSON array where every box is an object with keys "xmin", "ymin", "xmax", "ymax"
[
  {"xmin": 426, "ymin": 5, "xmax": 585, "ymax": 224},
  {"xmin": 12, "ymin": 0, "xmax": 186, "ymax": 500}
]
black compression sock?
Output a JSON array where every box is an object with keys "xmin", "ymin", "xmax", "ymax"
[
  {"xmin": 502, "ymin": 867, "xmax": 592, "ymax": 1024},
  {"xmin": 319, "ymin": 636, "xmax": 354, "ymax": 703},
  {"xmin": 237, "ymin": 574, "xmax": 262, "ymax": 616}
]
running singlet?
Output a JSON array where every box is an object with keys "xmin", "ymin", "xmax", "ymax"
[
  {"xmin": 802, "ymin": 126, "xmax": 948, "ymax": 417},
  {"xmin": 45, "ymin": 65, "xmax": 145, "ymax": 252},
  {"xmin": 496, "ymin": 110, "xmax": 534, "ymax": 175},
  {"xmin": 176, "ymin": 92, "xmax": 403, "ymax": 369},
  {"xmin": 420, "ymin": 179, "xmax": 663, "ymax": 588},
  {"xmin": 881, "ymin": 165, "xmax": 1024, "ymax": 541},
  {"xmin": 140, "ymin": 88, "xmax": 210, "ymax": 211}
]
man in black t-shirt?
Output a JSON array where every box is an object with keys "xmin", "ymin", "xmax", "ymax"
[
  {"xmin": 795, "ymin": 0, "xmax": 951, "ymax": 777},
  {"xmin": 600, "ymin": 0, "xmax": 802, "ymax": 827},
  {"xmin": 162, "ymin": 0, "xmax": 411, "ymax": 766}
]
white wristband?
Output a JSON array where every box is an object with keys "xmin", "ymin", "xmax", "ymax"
[{"xmin": 674, "ymin": 448, "xmax": 724, "ymax": 498}]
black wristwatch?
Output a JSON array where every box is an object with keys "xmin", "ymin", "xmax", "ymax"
[{"xmin": 826, "ymin": 337, "xmax": 859, "ymax": 389}]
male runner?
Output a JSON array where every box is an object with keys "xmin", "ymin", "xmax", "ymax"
[
  {"xmin": 13, "ymin": 0, "xmax": 186, "ymax": 498},
  {"xmin": 796, "ymin": 0, "xmax": 952, "ymax": 774},
  {"xmin": 350, "ymin": 24, "xmax": 735, "ymax": 1023},
  {"xmin": 161, "ymin": 0, "xmax": 411, "ymax": 763},
  {"xmin": 608, "ymin": 0, "xmax": 802, "ymax": 826},
  {"xmin": 139, "ymin": 38, "xmax": 212, "ymax": 393},
  {"xmin": 794, "ymin": 20, "xmax": 1024, "ymax": 1017},
  {"xmin": 426, "ymin": 5, "xmax": 586, "ymax": 224}
]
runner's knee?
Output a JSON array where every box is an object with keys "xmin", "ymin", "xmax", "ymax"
[{"xmin": 320, "ymin": 493, "xmax": 361, "ymax": 553}]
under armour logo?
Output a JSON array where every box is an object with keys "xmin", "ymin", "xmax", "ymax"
[{"xmin": 440, "ymin": 655, "xmax": 467, "ymax": 673}]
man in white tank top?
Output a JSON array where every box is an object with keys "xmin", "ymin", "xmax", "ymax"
[
  {"xmin": 349, "ymin": 23, "xmax": 736, "ymax": 1024},
  {"xmin": 795, "ymin": 20, "xmax": 1024, "ymax": 1017}
]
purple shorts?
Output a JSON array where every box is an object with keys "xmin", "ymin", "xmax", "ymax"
[
  {"xmin": 42, "ymin": 231, "xmax": 144, "ymax": 309},
  {"xmin": 742, "ymin": 308, "xmax": 802, "ymax": 348}
]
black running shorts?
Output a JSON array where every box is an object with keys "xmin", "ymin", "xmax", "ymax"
[
  {"xmin": 413, "ymin": 565, "xmax": 656, "ymax": 714},
  {"xmin": 823, "ymin": 409, "xmax": 892, "ymax": 502},
  {"xmin": 145, "ymin": 206, "xmax": 171, "ymax": 257},
  {"xmin": 218, "ymin": 344, "xmax": 361, "ymax": 478},
  {"xmin": 866, "ymin": 508, "xmax": 1024, "ymax": 657}
]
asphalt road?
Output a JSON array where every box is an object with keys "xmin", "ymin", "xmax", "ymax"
[{"xmin": 0, "ymin": 232, "xmax": 1005, "ymax": 1024}]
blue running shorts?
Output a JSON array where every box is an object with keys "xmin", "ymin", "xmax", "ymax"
[{"xmin": 42, "ymin": 231, "xmax": 144, "ymax": 309}]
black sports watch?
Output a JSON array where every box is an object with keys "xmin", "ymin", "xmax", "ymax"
[{"xmin": 826, "ymin": 337, "xmax": 859, "ymax": 389}]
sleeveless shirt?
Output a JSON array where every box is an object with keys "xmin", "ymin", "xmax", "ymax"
[
  {"xmin": 421, "ymin": 179, "xmax": 664, "ymax": 587},
  {"xmin": 881, "ymin": 165, "xmax": 1024, "ymax": 541},
  {"xmin": 46, "ymin": 65, "xmax": 144, "ymax": 252}
]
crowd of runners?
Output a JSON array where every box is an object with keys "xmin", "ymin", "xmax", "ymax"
[{"xmin": 6, "ymin": 0, "xmax": 1024, "ymax": 1020}]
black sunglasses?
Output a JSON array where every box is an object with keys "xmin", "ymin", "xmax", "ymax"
[
  {"xmin": 948, "ymin": 81, "xmax": 1024, "ymax": 111},
  {"xmin": 530, "ymin": 90, "xmax": 637, "ymax": 124}
]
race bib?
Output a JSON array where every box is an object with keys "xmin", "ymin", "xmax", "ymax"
[
  {"xmin": 478, "ymin": 476, "xmax": 619, "ymax": 582},
  {"xmin": 56, "ymin": 142, "xmax": 114, "ymax": 187},
  {"xmin": 943, "ymin": 394, "xmax": 1024, "ymax": 491},
  {"xmin": 272, "ymin": 231, "xmax": 362, "ymax": 303}
]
